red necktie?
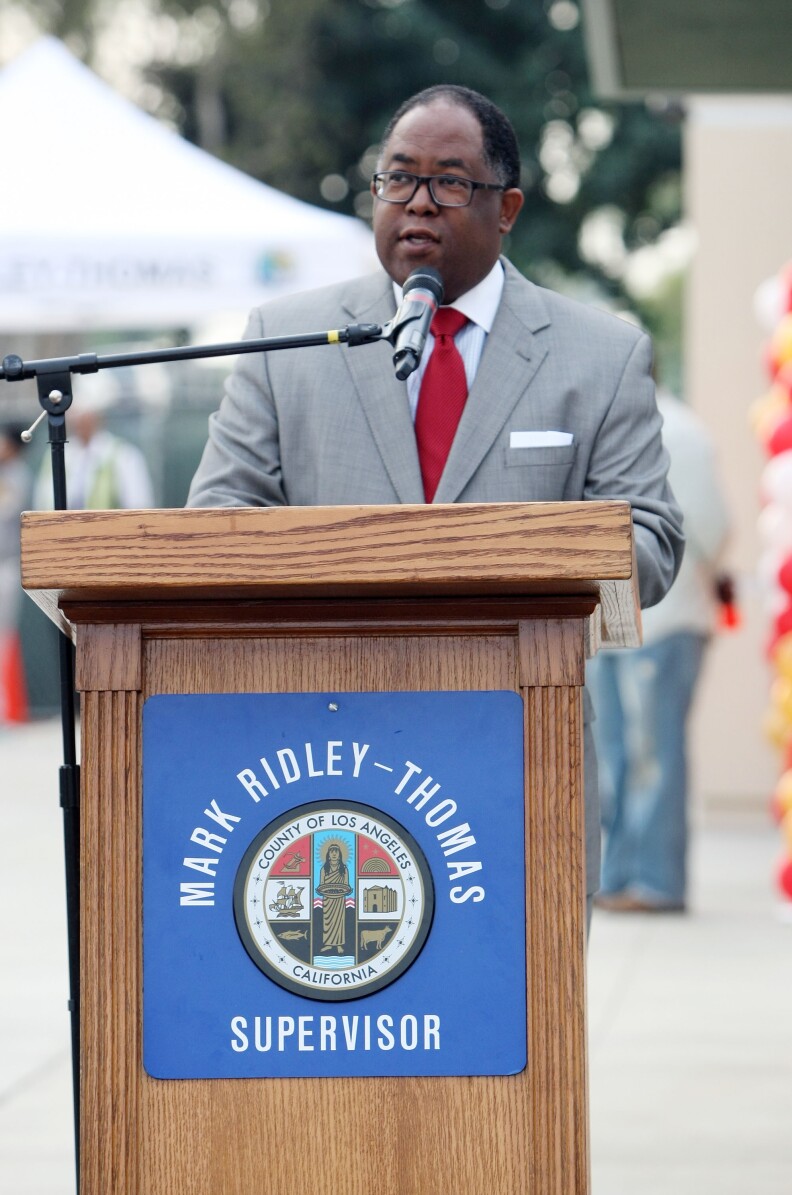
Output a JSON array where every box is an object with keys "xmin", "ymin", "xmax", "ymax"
[{"xmin": 415, "ymin": 307, "xmax": 469, "ymax": 502}]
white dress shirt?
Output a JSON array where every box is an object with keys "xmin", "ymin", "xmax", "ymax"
[{"xmin": 392, "ymin": 261, "xmax": 505, "ymax": 420}]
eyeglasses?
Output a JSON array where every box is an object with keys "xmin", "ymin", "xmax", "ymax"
[{"xmin": 372, "ymin": 171, "xmax": 507, "ymax": 208}]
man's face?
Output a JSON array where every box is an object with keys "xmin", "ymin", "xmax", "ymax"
[{"xmin": 372, "ymin": 100, "xmax": 523, "ymax": 304}]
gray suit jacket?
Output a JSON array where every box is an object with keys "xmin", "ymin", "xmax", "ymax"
[{"xmin": 188, "ymin": 259, "xmax": 684, "ymax": 891}]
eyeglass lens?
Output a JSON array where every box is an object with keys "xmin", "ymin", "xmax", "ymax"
[{"xmin": 376, "ymin": 173, "xmax": 473, "ymax": 206}]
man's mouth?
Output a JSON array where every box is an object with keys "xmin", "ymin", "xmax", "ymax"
[{"xmin": 399, "ymin": 228, "xmax": 439, "ymax": 246}]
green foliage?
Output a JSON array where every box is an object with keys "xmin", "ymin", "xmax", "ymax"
[
  {"xmin": 637, "ymin": 269, "xmax": 685, "ymax": 395},
  {"xmin": 30, "ymin": 0, "xmax": 684, "ymax": 305}
]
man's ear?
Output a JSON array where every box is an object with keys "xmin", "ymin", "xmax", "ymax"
[{"xmin": 499, "ymin": 188, "xmax": 524, "ymax": 234}]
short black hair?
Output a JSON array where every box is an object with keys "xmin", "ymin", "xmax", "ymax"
[{"xmin": 379, "ymin": 85, "xmax": 521, "ymax": 191}]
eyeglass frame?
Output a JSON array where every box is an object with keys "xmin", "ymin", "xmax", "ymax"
[{"xmin": 371, "ymin": 170, "xmax": 508, "ymax": 208}]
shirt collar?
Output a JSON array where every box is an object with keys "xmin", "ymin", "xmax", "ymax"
[{"xmin": 391, "ymin": 259, "xmax": 504, "ymax": 333}]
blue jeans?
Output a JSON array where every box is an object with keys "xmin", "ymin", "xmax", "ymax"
[{"xmin": 587, "ymin": 632, "xmax": 707, "ymax": 904}]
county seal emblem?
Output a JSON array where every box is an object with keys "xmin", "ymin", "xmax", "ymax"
[{"xmin": 233, "ymin": 801, "xmax": 434, "ymax": 1001}]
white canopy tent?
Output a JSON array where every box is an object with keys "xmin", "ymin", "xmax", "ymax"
[{"xmin": 0, "ymin": 38, "xmax": 376, "ymax": 332}]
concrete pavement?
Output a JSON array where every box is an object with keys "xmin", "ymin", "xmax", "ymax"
[
  {"xmin": 1, "ymin": 720, "xmax": 73, "ymax": 1195},
  {"xmin": 589, "ymin": 814, "xmax": 792, "ymax": 1194}
]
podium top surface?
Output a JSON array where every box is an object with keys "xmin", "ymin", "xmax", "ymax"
[{"xmin": 21, "ymin": 501, "xmax": 640, "ymax": 646}]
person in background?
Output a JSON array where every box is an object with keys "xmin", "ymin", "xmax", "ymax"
[
  {"xmin": 0, "ymin": 422, "xmax": 32, "ymax": 722},
  {"xmin": 34, "ymin": 392, "xmax": 154, "ymax": 510},
  {"xmin": 590, "ymin": 390, "xmax": 731, "ymax": 913}
]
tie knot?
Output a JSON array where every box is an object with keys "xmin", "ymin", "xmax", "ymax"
[{"xmin": 431, "ymin": 307, "xmax": 468, "ymax": 340}]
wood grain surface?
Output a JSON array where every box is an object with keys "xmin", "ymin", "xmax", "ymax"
[
  {"xmin": 20, "ymin": 500, "xmax": 635, "ymax": 606},
  {"xmin": 75, "ymin": 610, "xmax": 590, "ymax": 1195},
  {"xmin": 21, "ymin": 505, "xmax": 627, "ymax": 1194}
]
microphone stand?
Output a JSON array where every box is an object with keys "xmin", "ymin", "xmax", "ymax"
[{"xmin": 0, "ymin": 316, "xmax": 387, "ymax": 1191}]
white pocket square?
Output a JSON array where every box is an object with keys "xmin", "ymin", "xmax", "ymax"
[{"xmin": 510, "ymin": 431, "xmax": 574, "ymax": 448}]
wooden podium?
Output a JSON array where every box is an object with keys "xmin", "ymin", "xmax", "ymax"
[{"xmin": 21, "ymin": 501, "xmax": 639, "ymax": 1195}]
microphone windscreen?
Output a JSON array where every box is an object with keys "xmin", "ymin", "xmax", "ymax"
[{"xmin": 403, "ymin": 267, "xmax": 444, "ymax": 304}]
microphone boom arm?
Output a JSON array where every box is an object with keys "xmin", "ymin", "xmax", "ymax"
[{"xmin": 0, "ymin": 321, "xmax": 386, "ymax": 384}]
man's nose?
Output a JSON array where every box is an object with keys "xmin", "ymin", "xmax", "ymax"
[{"xmin": 406, "ymin": 179, "xmax": 439, "ymax": 213}]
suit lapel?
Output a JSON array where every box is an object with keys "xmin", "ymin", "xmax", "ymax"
[
  {"xmin": 340, "ymin": 274, "xmax": 425, "ymax": 504},
  {"xmin": 434, "ymin": 263, "xmax": 551, "ymax": 504}
]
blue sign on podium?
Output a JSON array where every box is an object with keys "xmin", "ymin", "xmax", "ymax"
[{"xmin": 142, "ymin": 691, "xmax": 526, "ymax": 1079}]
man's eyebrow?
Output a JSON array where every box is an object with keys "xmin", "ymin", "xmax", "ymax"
[{"xmin": 385, "ymin": 152, "xmax": 472, "ymax": 171}]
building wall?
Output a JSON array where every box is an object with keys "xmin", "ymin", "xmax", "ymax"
[{"xmin": 685, "ymin": 98, "xmax": 792, "ymax": 809}]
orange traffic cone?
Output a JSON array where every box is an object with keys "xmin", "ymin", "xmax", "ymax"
[{"xmin": 0, "ymin": 631, "xmax": 29, "ymax": 723}]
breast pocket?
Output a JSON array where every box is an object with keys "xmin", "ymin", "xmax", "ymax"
[
  {"xmin": 504, "ymin": 445, "xmax": 577, "ymax": 468},
  {"xmin": 502, "ymin": 444, "xmax": 578, "ymax": 499}
]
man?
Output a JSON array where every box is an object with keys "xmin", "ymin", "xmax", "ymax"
[
  {"xmin": 35, "ymin": 393, "xmax": 154, "ymax": 511},
  {"xmin": 590, "ymin": 390, "xmax": 730, "ymax": 913},
  {"xmin": 188, "ymin": 85, "xmax": 684, "ymax": 901}
]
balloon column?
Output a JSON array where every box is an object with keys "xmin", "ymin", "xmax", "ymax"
[{"xmin": 754, "ymin": 261, "xmax": 792, "ymax": 903}]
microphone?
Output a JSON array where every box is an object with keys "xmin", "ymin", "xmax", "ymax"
[{"xmin": 390, "ymin": 267, "xmax": 444, "ymax": 381}]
